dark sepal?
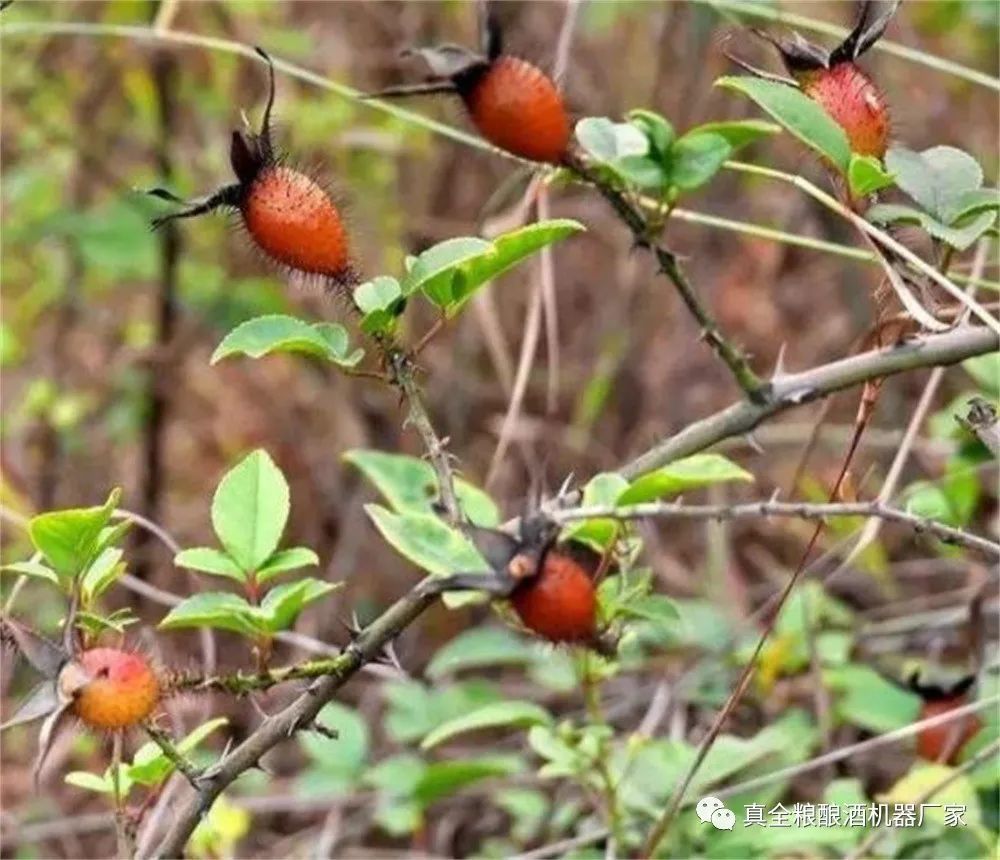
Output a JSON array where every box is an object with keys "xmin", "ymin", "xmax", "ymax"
[
  {"xmin": 830, "ymin": 0, "xmax": 902, "ymax": 66},
  {"xmin": 481, "ymin": 4, "xmax": 503, "ymax": 61},
  {"xmin": 145, "ymin": 184, "xmax": 244, "ymax": 230},
  {"xmin": 907, "ymin": 670, "xmax": 977, "ymax": 702},
  {"xmin": 230, "ymin": 130, "xmax": 263, "ymax": 185},
  {"xmin": 253, "ymin": 46, "xmax": 277, "ymax": 160},
  {"xmin": 753, "ymin": 27, "xmax": 832, "ymax": 74}
]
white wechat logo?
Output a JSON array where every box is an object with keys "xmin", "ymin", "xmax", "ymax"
[{"xmin": 697, "ymin": 796, "xmax": 736, "ymax": 830}]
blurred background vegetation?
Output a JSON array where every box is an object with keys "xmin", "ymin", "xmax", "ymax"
[{"xmin": 1, "ymin": 1, "xmax": 998, "ymax": 858}]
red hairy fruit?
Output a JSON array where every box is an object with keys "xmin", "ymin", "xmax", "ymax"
[
  {"xmin": 510, "ymin": 551, "xmax": 597, "ymax": 643},
  {"xmin": 800, "ymin": 64, "xmax": 889, "ymax": 158},
  {"xmin": 463, "ymin": 56, "xmax": 570, "ymax": 164},
  {"xmin": 243, "ymin": 167, "xmax": 350, "ymax": 277},
  {"xmin": 733, "ymin": 1, "xmax": 898, "ymax": 159},
  {"xmin": 916, "ymin": 696, "xmax": 981, "ymax": 764},
  {"xmin": 147, "ymin": 48, "xmax": 353, "ymax": 284},
  {"xmin": 69, "ymin": 648, "xmax": 160, "ymax": 730}
]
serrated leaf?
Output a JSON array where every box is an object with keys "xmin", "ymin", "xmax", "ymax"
[
  {"xmin": 366, "ymin": 505, "xmax": 489, "ymax": 577},
  {"xmin": 575, "ymin": 117, "xmax": 649, "ymax": 163},
  {"xmin": 669, "ymin": 131, "xmax": 732, "ymax": 190},
  {"xmin": 848, "ymin": 153, "xmax": 894, "ymax": 197},
  {"xmin": 255, "ymin": 547, "xmax": 319, "ymax": 584},
  {"xmin": 948, "ymin": 187, "xmax": 1000, "ymax": 224},
  {"xmin": 211, "ymin": 450, "xmax": 289, "ymax": 573},
  {"xmin": 617, "ymin": 454, "xmax": 754, "ymax": 505},
  {"xmin": 885, "ymin": 145, "xmax": 983, "ymax": 223},
  {"xmin": 421, "ymin": 701, "xmax": 551, "ymax": 750},
  {"xmin": 210, "ymin": 315, "xmax": 362, "ymax": 367},
  {"xmin": 716, "ymin": 76, "xmax": 851, "ymax": 172},
  {"xmin": 174, "ymin": 547, "xmax": 245, "ymax": 582},
  {"xmin": 868, "ymin": 203, "xmax": 996, "ymax": 251},
  {"xmin": 258, "ymin": 578, "xmax": 338, "ymax": 632},
  {"xmin": 158, "ymin": 592, "xmax": 263, "ymax": 637},
  {"xmin": 344, "ymin": 449, "xmax": 499, "ymax": 527},
  {"xmin": 28, "ymin": 489, "xmax": 120, "ymax": 582}
]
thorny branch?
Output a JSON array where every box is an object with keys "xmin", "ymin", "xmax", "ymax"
[
  {"xmin": 567, "ymin": 158, "xmax": 767, "ymax": 401},
  {"xmin": 389, "ymin": 350, "xmax": 461, "ymax": 524},
  {"xmin": 553, "ymin": 500, "xmax": 1000, "ymax": 558},
  {"xmin": 142, "ymin": 723, "xmax": 201, "ymax": 789}
]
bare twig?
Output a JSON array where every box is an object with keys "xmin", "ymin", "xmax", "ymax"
[{"xmin": 552, "ymin": 500, "xmax": 999, "ymax": 558}]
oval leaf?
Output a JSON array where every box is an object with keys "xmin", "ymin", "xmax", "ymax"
[
  {"xmin": 159, "ymin": 592, "xmax": 262, "ymax": 637},
  {"xmin": 365, "ymin": 505, "xmax": 489, "ymax": 577},
  {"xmin": 211, "ymin": 315, "xmax": 362, "ymax": 367},
  {"xmin": 617, "ymin": 454, "xmax": 753, "ymax": 505},
  {"xmin": 716, "ymin": 76, "xmax": 851, "ymax": 172},
  {"xmin": 174, "ymin": 547, "xmax": 245, "ymax": 582},
  {"xmin": 211, "ymin": 450, "xmax": 289, "ymax": 572}
]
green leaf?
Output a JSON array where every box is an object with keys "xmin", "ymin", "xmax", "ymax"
[
  {"xmin": 210, "ymin": 315, "xmax": 362, "ymax": 367},
  {"xmin": 28, "ymin": 489, "xmax": 120, "ymax": 582},
  {"xmin": 715, "ymin": 76, "xmax": 851, "ymax": 172},
  {"xmin": 299, "ymin": 702, "xmax": 369, "ymax": 774},
  {"xmin": 354, "ymin": 277, "xmax": 405, "ymax": 336},
  {"xmin": 211, "ymin": 450, "xmax": 289, "ymax": 573},
  {"xmin": 414, "ymin": 222, "xmax": 585, "ymax": 313},
  {"xmin": 963, "ymin": 353, "xmax": 1000, "ymax": 396},
  {"xmin": 426, "ymin": 627, "xmax": 536, "ymax": 679},
  {"xmin": 0, "ymin": 560, "xmax": 59, "ymax": 584},
  {"xmin": 948, "ymin": 187, "xmax": 1000, "ymax": 224},
  {"xmin": 561, "ymin": 472, "xmax": 629, "ymax": 551},
  {"xmin": 617, "ymin": 454, "xmax": 754, "ymax": 505},
  {"xmin": 613, "ymin": 156, "xmax": 668, "ymax": 189},
  {"xmin": 174, "ymin": 547, "xmax": 245, "ymax": 582},
  {"xmin": 626, "ymin": 109, "xmax": 675, "ymax": 155},
  {"xmin": 363, "ymin": 754, "xmax": 427, "ymax": 795},
  {"xmin": 882, "ymin": 763, "xmax": 981, "ymax": 828},
  {"xmin": 255, "ymin": 547, "xmax": 319, "ymax": 584},
  {"xmin": 384, "ymin": 680, "xmax": 502, "ymax": 744},
  {"xmin": 669, "ymin": 132, "xmax": 732, "ymax": 190},
  {"xmin": 258, "ymin": 578, "xmax": 338, "ymax": 632},
  {"xmin": 365, "ymin": 505, "xmax": 489, "ymax": 577},
  {"xmin": 885, "ymin": 145, "xmax": 984, "ymax": 222},
  {"xmin": 129, "ymin": 717, "xmax": 228, "ymax": 786},
  {"xmin": 848, "ymin": 153, "xmax": 894, "ymax": 197},
  {"xmin": 412, "ymin": 756, "xmax": 523, "ymax": 806},
  {"xmin": 80, "ymin": 547, "xmax": 126, "ymax": 601},
  {"xmin": 158, "ymin": 592, "xmax": 263, "ymax": 637},
  {"xmin": 354, "ymin": 276, "xmax": 403, "ymax": 314},
  {"xmin": 867, "ymin": 202, "xmax": 996, "ymax": 251},
  {"xmin": 575, "ymin": 117, "xmax": 649, "ymax": 163},
  {"xmin": 422, "ymin": 701, "xmax": 551, "ymax": 750},
  {"xmin": 824, "ymin": 664, "xmax": 921, "ymax": 733},
  {"xmin": 618, "ymin": 594, "xmax": 680, "ymax": 625},
  {"xmin": 403, "ymin": 237, "xmax": 491, "ymax": 300},
  {"xmin": 687, "ymin": 119, "xmax": 781, "ymax": 150},
  {"xmin": 343, "ymin": 449, "xmax": 499, "ymax": 527},
  {"xmin": 65, "ymin": 771, "xmax": 114, "ymax": 794}
]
